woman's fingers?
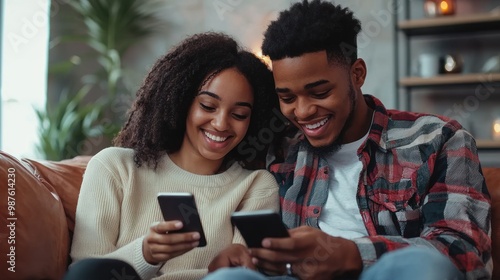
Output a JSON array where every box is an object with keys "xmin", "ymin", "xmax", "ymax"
[
  {"xmin": 151, "ymin": 220, "xmax": 183, "ymax": 233},
  {"xmin": 143, "ymin": 221, "xmax": 201, "ymax": 264},
  {"xmin": 148, "ymin": 239, "xmax": 200, "ymax": 255}
]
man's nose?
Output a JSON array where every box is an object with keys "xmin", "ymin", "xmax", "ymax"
[{"xmin": 294, "ymin": 98, "xmax": 316, "ymax": 120}]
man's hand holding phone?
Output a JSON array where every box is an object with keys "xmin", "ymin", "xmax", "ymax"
[
  {"xmin": 142, "ymin": 220, "xmax": 201, "ymax": 265},
  {"xmin": 209, "ymin": 210, "xmax": 291, "ymax": 273},
  {"xmin": 249, "ymin": 226, "xmax": 363, "ymax": 279}
]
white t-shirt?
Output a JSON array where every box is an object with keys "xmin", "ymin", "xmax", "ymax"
[{"xmin": 318, "ymin": 133, "xmax": 369, "ymax": 239}]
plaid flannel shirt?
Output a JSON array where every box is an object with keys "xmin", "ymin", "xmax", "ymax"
[{"xmin": 267, "ymin": 95, "xmax": 491, "ymax": 279}]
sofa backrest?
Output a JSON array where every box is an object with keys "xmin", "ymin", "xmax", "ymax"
[{"xmin": 22, "ymin": 156, "xmax": 89, "ymax": 234}]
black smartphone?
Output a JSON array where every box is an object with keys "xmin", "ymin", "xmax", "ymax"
[
  {"xmin": 157, "ymin": 192, "xmax": 207, "ymax": 247},
  {"xmin": 231, "ymin": 209, "xmax": 289, "ymax": 248}
]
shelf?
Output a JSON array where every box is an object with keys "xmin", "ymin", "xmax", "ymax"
[
  {"xmin": 399, "ymin": 73, "xmax": 500, "ymax": 88},
  {"xmin": 398, "ymin": 12, "xmax": 500, "ymax": 36},
  {"xmin": 476, "ymin": 139, "xmax": 500, "ymax": 149}
]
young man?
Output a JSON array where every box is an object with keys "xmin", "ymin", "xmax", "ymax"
[{"xmin": 205, "ymin": 1, "xmax": 491, "ymax": 279}]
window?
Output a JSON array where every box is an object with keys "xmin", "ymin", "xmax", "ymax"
[{"xmin": 0, "ymin": 0, "xmax": 49, "ymax": 159}]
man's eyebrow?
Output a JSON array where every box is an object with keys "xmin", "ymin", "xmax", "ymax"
[
  {"xmin": 275, "ymin": 79, "xmax": 330, "ymax": 93},
  {"xmin": 275, "ymin": 87, "xmax": 290, "ymax": 93},
  {"xmin": 198, "ymin": 91, "xmax": 252, "ymax": 108},
  {"xmin": 304, "ymin": 79, "xmax": 329, "ymax": 89}
]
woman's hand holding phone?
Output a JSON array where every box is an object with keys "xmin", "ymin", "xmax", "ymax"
[{"xmin": 142, "ymin": 220, "xmax": 201, "ymax": 265}]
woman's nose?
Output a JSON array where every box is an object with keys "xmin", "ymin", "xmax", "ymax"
[{"xmin": 211, "ymin": 113, "xmax": 229, "ymax": 131}]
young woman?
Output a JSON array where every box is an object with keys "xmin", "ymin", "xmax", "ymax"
[{"xmin": 67, "ymin": 32, "xmax": 281, "ymax": 280}]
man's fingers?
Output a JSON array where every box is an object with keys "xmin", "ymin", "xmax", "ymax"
[
  {"xmin": 252, "ymin": 257, "xmax": 285, "ymax": 275},
  {"xmin": 239, "ymin": 256, "xmax": 256, "ymax": 270},
  {"xmin": 250, "ymin": 248, "xmax": 294, "ymax": 263},
  {"xmin": 261, "ymin": 236, "xmax": 295, "ymax": 250}
]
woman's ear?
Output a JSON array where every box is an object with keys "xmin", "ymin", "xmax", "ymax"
[{"xmin": 350, "ymin": 58, "xmax": 367, "ymax": 87}]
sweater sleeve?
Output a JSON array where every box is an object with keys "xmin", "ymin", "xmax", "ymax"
[
  {"xmin": 232, "ymin": 170, "xmax": 280, "ymax": 244},
  {"xmin": 353, "ymin": 128, "xmax": 491, "ymax": 280},
  {"xmin": 69, "ymin": 153, "xmax": 162, "ymax": 280}
]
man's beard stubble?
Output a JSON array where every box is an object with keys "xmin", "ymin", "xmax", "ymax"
[{"xmin": 304, "ymin": 83, "xmax": 357, "ymax": 157}]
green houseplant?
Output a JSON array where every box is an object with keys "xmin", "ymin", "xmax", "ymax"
[{"xmin": 36, "ymin": 0, "xmax": 158, "ymax": 160}]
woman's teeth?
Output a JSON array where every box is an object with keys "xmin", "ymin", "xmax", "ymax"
[{"xmin": 204, "ymin": 131, "xmax": 228, "ymax": 142}]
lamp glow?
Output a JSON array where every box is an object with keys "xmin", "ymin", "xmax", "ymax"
[
  {"xmin": 438, "ymin": 0, "xmax": 455, "ymax": 15},
  {"xmin": 253, "ymin": 50, "xmax": 272, "ymax": 70},
  {"xmin": 493, "ymin": 119, "xmax": 500, "ymax": 141},
  {"xmin": 440, "ymin": 1, "xmax": 449, "ymax": 12}
]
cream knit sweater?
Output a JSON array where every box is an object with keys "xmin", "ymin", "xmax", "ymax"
[{"xmin": 70, "ymin": 147, "xmax": 279, "ymax": 280}]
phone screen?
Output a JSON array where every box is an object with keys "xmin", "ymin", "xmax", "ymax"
[
  {"xmin": 157, "ymin": 192, "xmax": 207, "ymax": 247},
  {"xmin": 231, "ymin": 209, "xmax": 289, "ymax": 248}
]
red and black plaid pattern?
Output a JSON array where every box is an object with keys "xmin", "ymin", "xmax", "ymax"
[{"xmin": 267, "ymin": 95, "xmax": 492, "ymax": 280}]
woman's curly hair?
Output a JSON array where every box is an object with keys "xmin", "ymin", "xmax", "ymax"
[
  {"xmin": 262, "ymin": 0, "xmax": 361, "ymax": 66},
  {"xmin": 113, "ymin": 32, "xmax": 280, "ymax": 169}
]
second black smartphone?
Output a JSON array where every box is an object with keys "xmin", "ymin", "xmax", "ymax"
[
  {"xmin": 231, "ymin": 209, "xmax": 289, "ymax": 248},
  {"xmin": 157, "ymin": 192, "xmax": 207, "ymax": 247}
]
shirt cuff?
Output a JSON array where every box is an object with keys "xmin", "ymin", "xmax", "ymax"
[{"xmin": 353, "ymin": 237, "xmax": 378, "ymax": 268}]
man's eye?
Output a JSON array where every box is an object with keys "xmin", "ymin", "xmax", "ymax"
[
  {"xmin": 313, "ymin": 90, "xmax": 330, "ymax": 98},
  {"xmin": 200, "ymin": 103, "xmax": 215, "ymax": 111}
]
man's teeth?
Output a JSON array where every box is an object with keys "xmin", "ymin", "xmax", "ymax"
[
  {"xmin": 204, "ymin": 131, "xmax": 228, "ymax": 142},
  {"xmin": 304, "ymin": 117, "xmax": 329, "ymax": 130}
]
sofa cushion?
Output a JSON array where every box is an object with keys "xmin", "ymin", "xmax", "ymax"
[
  {"xmin": 0, "ymin": 151, "xmax": 69, "ymax": 280},
  {"xmin": 22, "ymin": 156, "xmax": 89, "ymax": 235}
]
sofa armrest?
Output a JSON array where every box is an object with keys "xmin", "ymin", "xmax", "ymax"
[{"xmin": 0, "ymin": 151, "xmax": 70, "ymax": 279}]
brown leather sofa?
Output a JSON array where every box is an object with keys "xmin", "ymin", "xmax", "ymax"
[{"xmin": 0, "ymin": 150, "xmax": 499, "ymax": 279}]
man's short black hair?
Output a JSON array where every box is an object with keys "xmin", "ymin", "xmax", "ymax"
[{"xmin": 262, "ymin": 0, "xmax": 362, "ymax": 66}]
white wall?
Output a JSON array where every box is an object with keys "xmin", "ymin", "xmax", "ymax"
[{"xmin": 124, "ymin": 0, "xmax": 396, "ymax": 108}]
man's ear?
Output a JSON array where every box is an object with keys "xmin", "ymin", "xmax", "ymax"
[{"xmin": 350, "ymin": 58, "xmax": 367, "ymax": 87}]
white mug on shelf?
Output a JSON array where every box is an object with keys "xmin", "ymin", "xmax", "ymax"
[{"xmin": 417, "ymin": 53, "xmax": 441, "ymax": 78}]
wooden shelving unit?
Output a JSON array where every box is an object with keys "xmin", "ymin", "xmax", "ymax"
[
  {"xmin": 398, "ymin": 12, "xmax": 500, "ymax": 36},
  {"xmin": 395, "ymin": 2, "xmax": 500, "ymax": 150},
  {"xmin": 476, "ymin": 139, "xmax": 500, "ymax": 149},
  {"xmin": 400, "ymin": 73, "xmax": 500, "ymax": 88}
]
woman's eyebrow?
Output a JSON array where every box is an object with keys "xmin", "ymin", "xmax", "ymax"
[
  {"xmin": 198, "ymin": 91, "xmax": 220, "ymax": 100},
  {"xmin": 235, "ymin": 102, "xmax": 252, "ymax": 109},
  {"xmin": 198, "ymin": 91, "xmax": 252, "ymax": 109}
]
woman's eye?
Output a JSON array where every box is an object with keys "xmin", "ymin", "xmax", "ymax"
[
  {"xmin": 279, "ymin": 97, "xmax": 294, "ymax": 104},
  {"xmin": 232, "ymin": 113, "xmax": 249, "ymax": 120},
  {"xmin": 200, "ymin": 103, "xmax": 215, "ymax": 111}
]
